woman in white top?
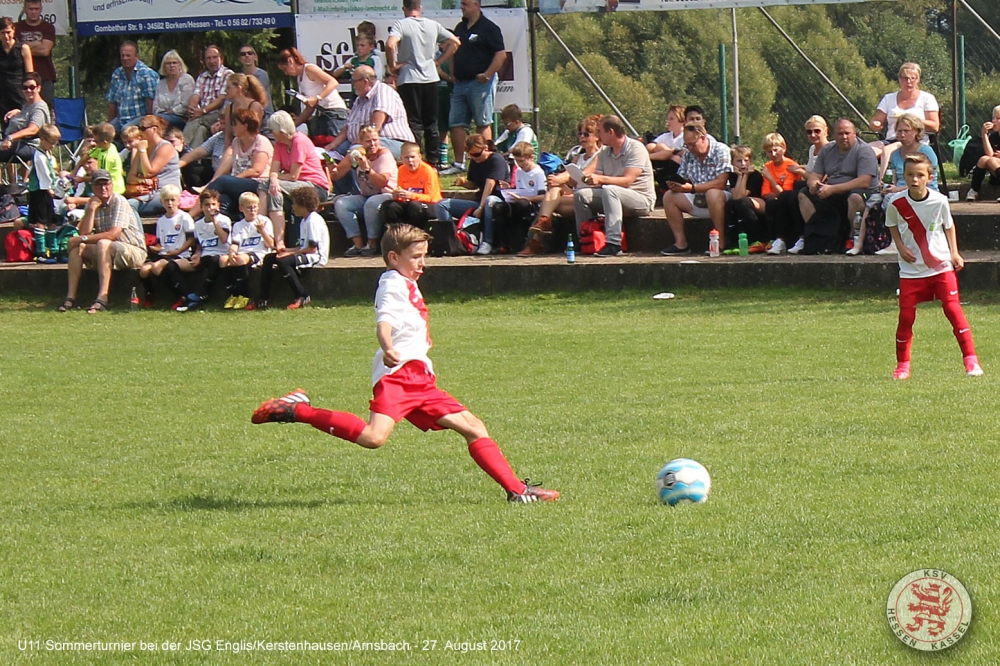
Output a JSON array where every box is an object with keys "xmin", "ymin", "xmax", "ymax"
[
  {"xmin": 152, "ymin": 50, "xmax": 195, "ymax": 130},
  {"xmin": 868, "ymin": 62, "xmax": 940, "ymax": 181},
  {"xmin": 520, "ymin": 114, "xmax": 604, "ymax": 254},
  {"xmin": 276, "ymin": 47, "xmax": 348, "ymax": 138}
]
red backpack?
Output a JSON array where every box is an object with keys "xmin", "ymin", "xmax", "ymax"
[
  {"xmin": 578, "ymin": 217, "xmax": 628, "ymax": 254},
  {"xmin": 4, "ymin": 228, "xmax": 34, "ymax": 262}
]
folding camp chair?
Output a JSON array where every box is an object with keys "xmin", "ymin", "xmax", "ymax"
[{"xmin": 53, "ymin": 97, "xmax": 88, "ymax": 169}]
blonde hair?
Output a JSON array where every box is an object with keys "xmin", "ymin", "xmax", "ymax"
[
  {"xmin": 158, "ymin": 50, "xmax": 188, "ymax": 76},
  {"xmin": 159, "ymin": 184, "xmax": 181, "ymax": 201},
  {"xmin": 731, "ymin": 145, "xmax": 752, "ymax": 160},
  {"xmin": 381, "ymin": 223, "xmax": 431, "ymax": 263},
  {"xmin": 238, "ymin": 191, "xmax": 260, "ymax": 208},
  {"xmin": 510, "ymin": 141, "xmax": 535, "ymax": 159},
  {"xmin": 358, "ymin": 125, "xmax": 380, "ymax": 141},
  {"xmin": 804, "ymin": 115, "xmax": 828, "ymax": 130},
  {"xmin": 895, "ymin": 113, "xmax": 925, "ymax": 142},
  {"xmin": 762, "ymin": 133, "xmax": 786, "ymax": 150},
  {"xmin": 898, "ymin": 62, "xmax": 921, "ymax": 82},
  {"xmin": 121, "ymin": 125, "xmax": 141, "ymax": 143},
  {"xmin": 37, "ymin": 124, "xmax": 60, "ymax": 144}
]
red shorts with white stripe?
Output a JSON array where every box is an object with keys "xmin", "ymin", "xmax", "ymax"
[
  {"xmin": 898, "ymin": 271, "xmax": 960, "ymax": 310},
  {"xmin": 370, "ymin": 360, "xmax": 466, "ymax": 431}
]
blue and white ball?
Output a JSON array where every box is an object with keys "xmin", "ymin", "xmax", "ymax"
[{"xmin": 655, "ymin": 458, "xmax": 711, "ymax": 505}]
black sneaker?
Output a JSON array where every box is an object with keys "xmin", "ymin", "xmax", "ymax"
[
  {"xmin": 595, "ymin": 243, "xmax": 623, "ymax": 257},
  {"xmin": 507, "ymin": 479, "xmax": 560, "ymax": 503},
  {"xmin": 660, "ymin": 244, "xmax": 691, "ymax": 256}
]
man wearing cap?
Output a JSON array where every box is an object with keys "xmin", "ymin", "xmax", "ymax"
[{"xmin": 60, "ymin": 169, "xmax": 146, "ymax": 314}]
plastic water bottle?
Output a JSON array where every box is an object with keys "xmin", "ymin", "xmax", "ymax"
[
  {"xmin": 565, "ymin": 235, "xmax": 575, "ymax": 264},
  {"xmin": 852, "ymin": 211, "xmax": 862, "ymax": 246},
  {"xmin": 708, "ymin": 229, "xmax": 720, "ymax": 257},
  {"xmin": 738, "ymin": 232, "xmax": 749, "ymax": 256},
  {"xmin": 130, "ymin": 286, "xmax": 139, "ymax": 312}
]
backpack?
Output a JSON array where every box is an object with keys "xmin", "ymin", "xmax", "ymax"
[
  {"xmin": 4, "ymin": 228, "xmax": 34, "ymax": 262},
  {"xmin": 427, "ymin": 219, "xmax": 469, "ymax": 257},
  {"xmin": 578, "ymin": 216, "xmax": 628, "ymax": 254},
  {"xmin": 862, "ymin": 201, "xmax": 892, "ymax": 254},
  {"xmin": 537, "ymin": 152, "xmax": 565, "ymax": 176}
]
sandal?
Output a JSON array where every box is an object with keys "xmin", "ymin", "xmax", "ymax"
[
  {"xmin": 86, "ymin": 298, "xmax": 108, "ymax": 314},
  {"xmin": 57, "ymin": 297, "xmax": 76, "ymax": 313}
]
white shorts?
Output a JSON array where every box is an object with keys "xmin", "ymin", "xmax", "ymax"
[{"xmin": 682, "ymin": 191, "xmax": 730, "ymax": 219}]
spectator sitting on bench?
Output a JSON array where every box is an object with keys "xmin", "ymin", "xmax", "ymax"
[
  {"xmin": 798, "ymin": 118, "xmax": 877, "ymax": 255},
  {"xmin": 967, "ymin": 105, "xmax": 1000, "ymax": 202},
  {"xmin": 646, "ymin": 104, "xmax": 685, "ymax": 195},
  {"xmin": 724, "ymin": 144, "xmax": 766, "ymax": 253},
  {"xmin": 660, "ymin": 122, "xmax": 732, "ymax": 256},
  {"xmin": 525, "ymin": 114, "xmax": 602, "ymax": 250},
  {"xmin": 382, "ymin": 141, "xmax": 442, "ymax": 230},
  {"xmin": 766, "ymin": 116, "xmax": 828, "ymax": 255},
  {"xmin": 494, "ymin": 104, "xmax": 538, "ymax": 156},
  {"xmin": 59, "ymin": 169, "xmax": 147, "ymax": 314}
]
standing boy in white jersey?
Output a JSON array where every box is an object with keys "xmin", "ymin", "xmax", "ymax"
[
  {"xmin": 178, "ymin": 189, "xmax": 232, "ymax": 312},
  {"xmin": 138, "ymin": 185, "xmax": 195, "ymax": 309},
  {"xmin": 252, "ymin": 224, "xmax": 559, "ymax": 504},
  {"xmin": 885, "ymin": 153, "xmax": 982, "ymax": 380}
]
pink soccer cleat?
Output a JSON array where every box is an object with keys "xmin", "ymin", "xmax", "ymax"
[
  {"xmin": 892, "ymin": 362, "xmax": 911, "ymax": 380},
  {"xmin": 964, "ymin": 355, "xmax": 984, "ymax": 377}
]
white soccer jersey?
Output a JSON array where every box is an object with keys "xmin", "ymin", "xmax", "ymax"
[
  {"xmin": 371, "ymin": 269, "xmax": 434, "ymax": 386},
  {"xmin": 885, "ymin": 189, "xmax": 954, "ymax": 279},
  {"xmin": 194, "ymin": 214, "xmax": 232, "ymax": 258},
  {"xmin": 156, "ymin": 211, "xmax": 195, "ymax": 258},
  {"xmin": 298, "ymin": 211, "xmax": 330, "ymax": 267},
  {"xmin": 502, "ymin": 164, "xmax": 546, "ymax": 203},
  {"xmin": 230, "ymin": 216, "xmax": 273, "ymax": 260}
]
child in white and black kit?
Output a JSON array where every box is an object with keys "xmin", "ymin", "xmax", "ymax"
[{"xmin": 491, "ymin": 142, "xmax": 546, "ymax": 254}]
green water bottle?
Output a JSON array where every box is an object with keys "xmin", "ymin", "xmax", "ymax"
[{"xmin": 738, "ymin": 233, "xmax": 749, "ymax": 256}]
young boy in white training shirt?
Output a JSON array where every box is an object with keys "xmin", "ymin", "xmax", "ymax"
[{"xmin": 885, "ymin": 152, "xmax": 982, "ymax": 380}]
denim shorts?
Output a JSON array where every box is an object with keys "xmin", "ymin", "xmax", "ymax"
[{"xmin": 448, "ymin": 77, "xmax": 497, "ymax": 130}]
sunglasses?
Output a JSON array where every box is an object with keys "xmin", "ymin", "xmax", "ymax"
[
  {"xmin": 467, "ymin": 149, "xmax": 485, "ymax": 159},
  {"xmin": 239, "ymin": 51, "xmax": 255, "ymax": 57},
  {"xmin": 22, "ymin": 85, "xmax": 37, "ymax": 91},
  {"xmin": 578, "ymin": 131, "xmax": 591, "ymax": 137},
  {"xmin": 138, "ymin": 125, "xmax": 154, "ymax": 131},
  {"xmin": 805, "ymin": 129, "xmax": 823, "ymax": 135}
]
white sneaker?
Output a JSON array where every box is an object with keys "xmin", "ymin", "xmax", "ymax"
[
  {"xmin": 766, "ymin": 238, "xmax": 786, "ymax": 255},
  {"xmin": 966, "ymin": 189, "xmax": 977, "ymax": 201},
  {"xmin": 846, "ymin": 236, "xmax": 861, "ymax": 255},
  {"xmin": 875, "ymin": 241, "xmax": 898, "ymax": 256},
  {"xmin": 787, "ymin": 238, "xmax": 805, "ymax": 254},
  {"xmin": 476, "ymin": 241, "xmax": 493, "ymax": 256}
]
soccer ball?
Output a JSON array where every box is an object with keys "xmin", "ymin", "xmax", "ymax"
[{"xmin": 655, "ymin": 458, "xmax": 711, "ymax": 505}]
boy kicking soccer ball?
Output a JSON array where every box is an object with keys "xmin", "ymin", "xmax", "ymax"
[
  {"xmin": 886, "ymin": 153, "xmax": 983, "ymax": 380},
  {"xmin": 252, "ymin": 224, "xmax": 559, "ymax": 503}
]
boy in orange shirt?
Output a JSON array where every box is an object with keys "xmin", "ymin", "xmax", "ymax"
[
  {"xmin": 381, "ymin": 142, "xmax": 442, "ymax": 230},
  {"xmin": 759, "ymin": 133, "xmax": 803, "ymax": 254}
]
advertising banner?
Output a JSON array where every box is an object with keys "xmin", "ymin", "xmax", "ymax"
[
  {"xmin": 75, "ymin": 0, "xmax": 293, "ymax": 36},
  {"xmin": 540, "ymin": 0, "xmax": 891, "ymax": 14},
  {"xmin": 295, "ymin": 8, "xmax": 531, "ymax": 110}
]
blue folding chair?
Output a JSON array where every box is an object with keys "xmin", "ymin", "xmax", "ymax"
[{"xmin": 53, "ymin": 97, "xmax": 88, "ymax": 169}]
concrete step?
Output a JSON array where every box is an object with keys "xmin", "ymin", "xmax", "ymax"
[{"xmin": 6, "ymin": 250, "xmax": 1000, "ymax": 309}]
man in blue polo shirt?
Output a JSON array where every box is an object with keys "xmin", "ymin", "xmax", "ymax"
[{"xmin": 439, "ymin": 0, "xmax": 506, "ymax": 176}]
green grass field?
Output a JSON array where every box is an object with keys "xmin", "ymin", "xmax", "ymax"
[{"xmin": 2, "ymin": 289, "xmax": 999, "ymax": 664}]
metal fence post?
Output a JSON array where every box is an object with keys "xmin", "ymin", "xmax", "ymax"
[
  {"xmin": 719, "ymin": 43, "xmax": 729, "ymax": 145},
  {"xmin": 958, "ymin": 34, "xmax": 966, "ymax": 130}
]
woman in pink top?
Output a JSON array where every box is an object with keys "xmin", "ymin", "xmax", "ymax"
[{"xmin": 259, "ymin": 110, "xmax": 331, "ymax": 250}]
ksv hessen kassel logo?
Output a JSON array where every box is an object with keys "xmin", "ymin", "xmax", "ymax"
[{"xmin": 886, "ymin": 569, "xmax": 972, "ymax": 651}]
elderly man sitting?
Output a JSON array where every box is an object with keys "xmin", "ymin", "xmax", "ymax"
[
  {"xmin": 572, "ymin": 115, "xmax": 655, "ymax": 257},
  {"xmin": 798, "ymin": 118, "xmax": 877, "ymax": 254},
  {"xmin": 660, "ymin": 123, "xmax": 732, "ymax": 255},
  {"xmin": 323, "ymin": 65, "xmax": 415, "ymax": 161},
  {"xmin": 58, "ymin": 169, "xmax": 146, "ymax": 314}
]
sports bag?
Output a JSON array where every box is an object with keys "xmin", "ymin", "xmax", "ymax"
[{"xmin": 4, "ymin": 228, "xmax": 34, "ymax": 262}]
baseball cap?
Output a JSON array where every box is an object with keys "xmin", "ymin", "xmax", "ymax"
[{"xmin": 92, "ymin": 169, "xmax": 112, "ymax": 183}]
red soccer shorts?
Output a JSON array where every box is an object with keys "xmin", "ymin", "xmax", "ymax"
[
  {"xmin": 370, "ymin": 360, "xmax": 466, "ymax": 431},
  {"xmin": 898, "ymin": 270, "xmax": 960, "ymax": 310}
]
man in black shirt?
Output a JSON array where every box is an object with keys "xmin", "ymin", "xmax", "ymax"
[{"xmin": 440, "ymin": 0, "xmax": 506, "ymax": 176}]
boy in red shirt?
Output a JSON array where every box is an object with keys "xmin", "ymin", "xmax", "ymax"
[
  {"xmin": 886, "ymin": 153, "xmax": 982, "ymax": 380},
  {"xmin": 381, "ymin": 142, "xmax": 442, "ymax": 229},
  {"xmin": 252, "ymin": 224, "xmax": 559, "ymax": 504}
]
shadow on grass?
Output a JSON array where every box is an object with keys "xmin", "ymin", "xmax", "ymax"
[{"xmin": 125, "ymin": 493, "xmax": 352, "ymax": 512}]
